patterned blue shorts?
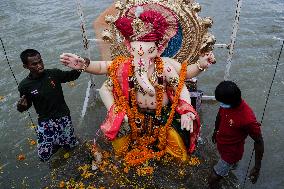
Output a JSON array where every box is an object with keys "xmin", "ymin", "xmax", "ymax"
[{"xmin": 37, "ymin": 115, "xmax": 78, "ymax": 162}]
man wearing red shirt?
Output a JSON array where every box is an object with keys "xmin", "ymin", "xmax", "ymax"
[{"xmin": 208, "ymin": 81, "xmax": 264, "ymax": 189}]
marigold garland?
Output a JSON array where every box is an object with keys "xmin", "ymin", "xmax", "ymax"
[
  {"xmin": 154, "ymin": 57, "xmax": 164, "ymax": 117},
  {"xmin": 158, "ymin": 61, "xmax": 188, "ymax": 150},
  {"xmin": 108, "ymin": 56, "xmax": 188, "ymax": 167},
  {"xmin": 108, "ymin": 56, "xmax": 138, "ymax": 138}
]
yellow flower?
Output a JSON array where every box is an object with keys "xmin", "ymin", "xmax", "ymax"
[
  {"xmin": 188, "ymin": 156, "xmax": 201, "ymax": 166},
  {"xmin": 29, "ymin": 123, "xmax": 36, "ymax": 129},
  {"xmin": 78, "ymin": 164, "xmax": 89, "ymax": 172},
  {"xmin": 68, "ymin": 81, "xmax": 76, "ymax": 87},
  {"xmin": 77, "ymin": 181, "xmax": 85, "ymax": 189},
  {"xmin": 0, "ymin": 96, "xmax": 4, "ymax": 101},
  {"xmin": 178, "ymin": 169, "xmax": 185, "ymax": 177},
  {"xmin": 136, "ymin": 166, "xmax": 154, "ymax": 176},
  {"xmin": 63, "ymin": 152, "xmax": 70, "ymax": 159},
  {"xmin": 78, "ymin": 164, "xmax": 94, "ymax": 179},
  {"xmin": 84, "ymin": 172, "xmax": 94, "ymax": 179}
]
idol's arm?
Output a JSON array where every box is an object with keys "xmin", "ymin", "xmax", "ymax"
[
  {"xmin": 164, "ymin": 62, "xmax": 196, "ymax": 132},
  {"xmin": 165, "ymin": 51, "xmax": 215, "ymax": 79},
  {"xmin": 85, "ymin": 60, "xmax": 111, "ymax": 75},
  {"xmin": 99, "ymin": 80, "xmax": 114, "ymax": 111},
  {"xmin": 60, "ymin": 53, "xmax": 111, "ymax": 75}
]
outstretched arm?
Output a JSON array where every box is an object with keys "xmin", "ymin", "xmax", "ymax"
[
  {"xmin": 167, "ymin": 51, "xmax": 216, "ymax": 79},
  {"xmin": 60, "ymin": 53, "xmax": 111, "ymax": 75}
]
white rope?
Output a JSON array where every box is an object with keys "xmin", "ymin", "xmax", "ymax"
[
  {"xmin": 81, "ymin": 80, "xmax": 92, "ymax": 118},
  {"xmin": 87, "ymin": 38, "xmax": 104, "ymax": 42},
  {"xmin": 76, "ymin": 0, "xmax": 90, "ymax": 57},
  {"xmin": 214, "ymin": 43, "xmax": 229, "ymax": 48},
  {"xmin": 224, "ymin": 0, "xmax": 243, "ymax": 80},
  {"xmin": 273, "ymin": 36, "xmax": 284, "ymax": 41},
  {"xmin": 75, "ymin": 0, "xmax": 97, "ymax": 120}
]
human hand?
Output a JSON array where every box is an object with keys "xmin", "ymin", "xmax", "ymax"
[
  {"xmin": 198, "ymin": 51, "xmax": 216, "ymax": 70},
  {"xmin": 17, "ymin": 95, "xmax": 27, "ymax": 106},
  {"xmin": 17, "ymin": 95, "xmax": 28, "ymax": 112},
  {"xmin": 60, "ymin": 53, "xmax": 85, "ymax": 70},
  {"xmin": 181, "ymin": 112, "xmax": 196, "ymax": 133},
  {"xmin": 249, "ymin": 166, "xmax": 260, "ymax": 184}
]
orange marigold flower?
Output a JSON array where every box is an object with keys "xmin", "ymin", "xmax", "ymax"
[
  {"xmin": 123, "ymin": 167, "xmax": 129, "ymax": 173},
  {"xmin": 17, "ymin": 154, "xmax": 25, "ymax": 161},
  {"xmin": 28, "ymin": 138, "xmax": 36, "ymax": 146},
  {"xmin": 59, "ymin": 181, "xmax": 65, "ymax": 188}
]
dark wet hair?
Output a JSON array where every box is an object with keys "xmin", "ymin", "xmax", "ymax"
[
  {"xmin": 215, "ymin": 81, "xmax": 242, "ymax": 108},
  {"xmin": 20, "ymin": 49, "xmax": 41, "ymax": 65}
]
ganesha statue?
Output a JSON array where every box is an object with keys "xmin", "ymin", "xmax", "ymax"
[{"xmin": 60, "ymin": 0, "xmax": 215, "ymax": 164}]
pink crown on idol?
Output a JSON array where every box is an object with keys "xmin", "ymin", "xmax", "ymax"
[{"xmin": 114, "ymin": 3, "xmax": 178, "ymax": 48}]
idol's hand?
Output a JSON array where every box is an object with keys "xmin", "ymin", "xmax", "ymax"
[
  {"xmin": 181, "ymin": 112, "xmax": 196, "ymax": 133},
  {"xmin": 198, "ymin": 51, "xmax": 216, "ymax": 70},
  {"xmin": 60, "ymin": 53, "xmax": 85, "ymax": 70}
]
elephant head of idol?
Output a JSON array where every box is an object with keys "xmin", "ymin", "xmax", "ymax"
[{"xmin": 114, "ymin": 4, "xmax": 178, "ymax": 96}]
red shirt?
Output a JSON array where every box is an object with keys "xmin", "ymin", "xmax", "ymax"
[{"xmin": 216, "ymin": 100, "xmax": 261, "ymax": 164}]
